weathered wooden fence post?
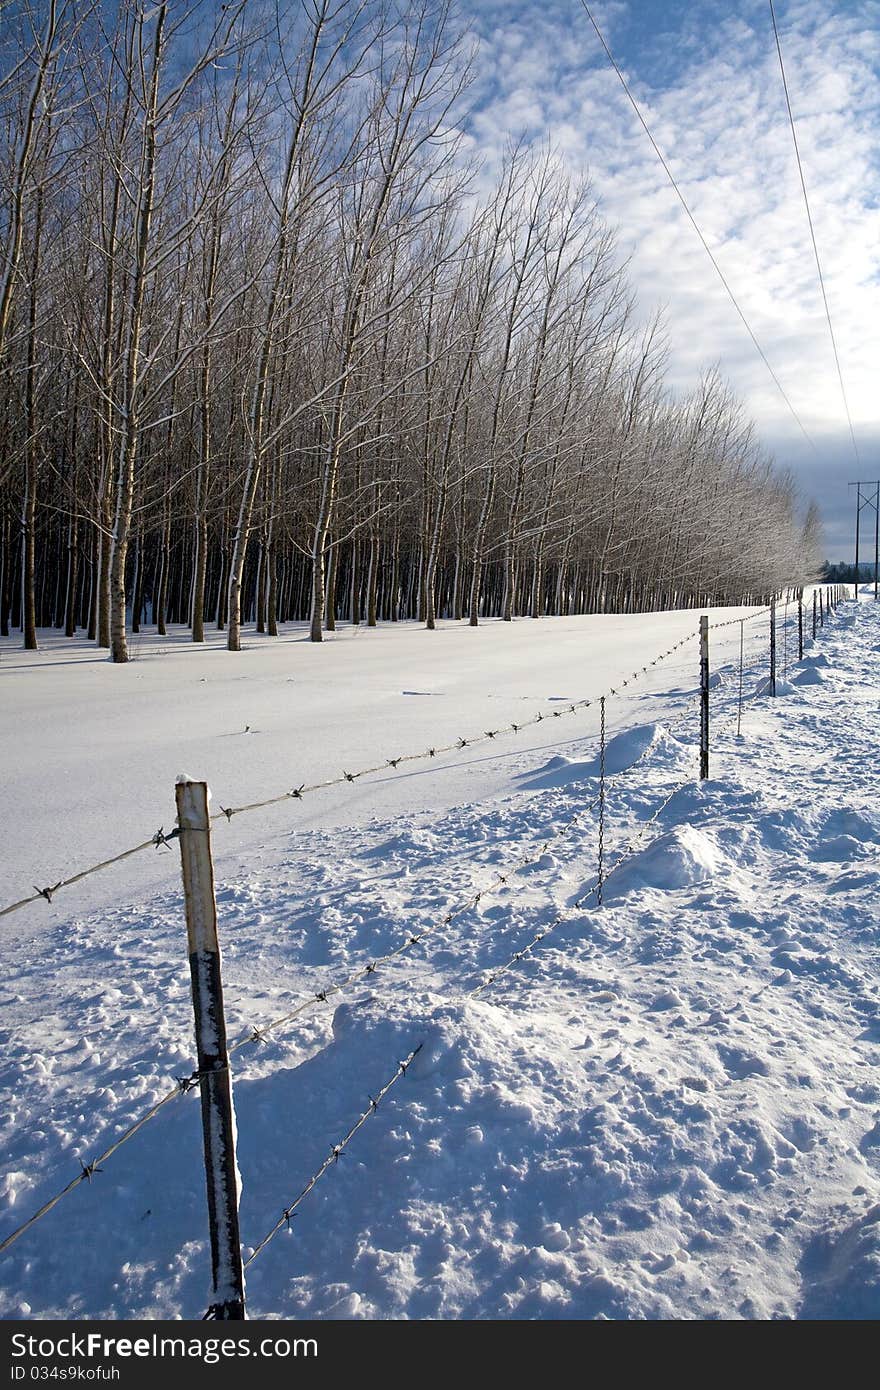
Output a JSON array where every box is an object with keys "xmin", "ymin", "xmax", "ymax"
[
  {"xmin": 798, "ymin": 588, "xmax": 804, "ymax": 661},
  {"xmin": 769, "ymin": 596, "xmax": 777, "ymax": 697},
  {"xmin": 597, "ymin": 696, "xmax": 606, "ymax": 906},
  {"xmin": 176, "ymin": 777, "xmax": 246, "ymax": 1321},
  {"xmin": 819, "ymin": 589, "xmax": 824, "ymax": 627},
  {"xmin": 812, "ymin": 589, "xmax": 817, "ymax": 641},
  {"xmin": 736, "ymin": 618, "xmax": 745, "ymax": 738},
  {"xmin": 699, "ymin": 614, "xmax": 709, "ymax": 778}
]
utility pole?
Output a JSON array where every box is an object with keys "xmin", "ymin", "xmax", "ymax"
[{"xmin": 848, "ymin": 482, "xmax": 880, "ymax": 601}]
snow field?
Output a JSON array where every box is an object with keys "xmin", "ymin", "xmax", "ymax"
[{"xmin": 1, "ymin": 592, "xmax": 878, "ymax": 1319}]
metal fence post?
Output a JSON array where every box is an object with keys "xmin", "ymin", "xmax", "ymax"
[
  {"xmin": 812, "ymin": 589, "xmax": 817, "ymax": 640},
  {"xmin": 699, "ymin": 614, "xmax": 709, "ymax": 778},
  {"xmin": 176, "ymin": 777, "xmax": 246, "ymax": 1321},
  {"xmin": 769, "ymin": 596, "xmax": 776, "ymax": 697},
  {"xmin": 798, "ymin": 588, "xmax": 804, "ymax": 661}
]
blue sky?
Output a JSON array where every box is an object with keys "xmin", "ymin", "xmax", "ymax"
[{"xmin": 465, "ymin": 0, "xmax": 880, "ymax": 561}]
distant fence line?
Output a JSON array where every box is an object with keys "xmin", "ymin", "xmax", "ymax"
[
  {"xmin": 0, "ymin": 586, "xmax": 853, "ymax": 1318},
  {"xmin": 2, "ymin": 621, "xmax": 711, "ymax": 921}
]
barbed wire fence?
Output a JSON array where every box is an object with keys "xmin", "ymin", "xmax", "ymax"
[
  {"xmin": 0, "ymin": 585, "xmax": 854, "ymax": 1315},
  {"xmin": 1, "ymin": 628, "xmax": 704, "ymax": 922},
  {"xmin": 234, "ymin": 589, "xmax": 854, "ymax": 1311},
  {"xmin": 0, "ymin": 677, "xmax": 703, "ymax": 1259}
]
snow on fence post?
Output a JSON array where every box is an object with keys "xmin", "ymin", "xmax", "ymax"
[
  {"xmin": 699, "ymin": 614, "xmax": 709, "ymax": 779},
  {"xmin": 175, "ymin": 777, "xmax": 246, "ymax": 1321},
  {"xmin": 597, "ymin": 696, "xmax": 606, "ymax": 906},
  {"xmin": 769, "ymin": 597, "xmax": 777, "ymax": 697},
  {"xmin": 798, "ymin": 588, "xmax": 804, "ymax": 661}
]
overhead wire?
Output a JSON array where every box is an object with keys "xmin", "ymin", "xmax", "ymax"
[
  {"xmin": 578, "ymin": 0, "xmax": 816, "ymax": 451},
  {"xmin": 767, "ymin": 0, "xmax": 860, "ymax": 465}
]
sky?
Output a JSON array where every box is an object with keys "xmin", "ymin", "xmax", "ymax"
[{"xmin": 465, "ymin": 0, "xmax": 880, "ymax": 562}]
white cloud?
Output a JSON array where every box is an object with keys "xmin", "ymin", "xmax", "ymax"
[{"xmin": 464, "ymin": 0, "xmax": 880, "ymax": 557}]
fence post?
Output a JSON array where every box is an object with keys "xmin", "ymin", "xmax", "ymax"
[
  {"xmin": 736, "ymin": 618, "xmax": 744, "ymax": 738},
  {"xmin": 769, "ymin": 596, "xmax": 776, "ymax": 697},
  {"xmin": 699, "ymin": 614, "xmax": 709, "ymax": 777},
  {"xmin": 819, "ymin": 589, "xmax": 824, "ymax": 627},
  {"xmin": 597, "ymin": 696, "xmax": 606, "ymax": 906},
  {"xmin": 798, "ymin": 588, "xmax": 804, "ymax": 661},
  {"xmin": 812, "ymin": 589, "xmax": 817, "ymax": 640},
  {"xmin": 175, "ymin": 777, "xmax": 246, "ymax": 1321}
]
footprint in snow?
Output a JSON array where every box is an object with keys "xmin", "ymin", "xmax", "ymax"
[
  {"xmin": 717, "ymin": 1044, "xmax": 771, "ymax": 1080},
  {"xmin": 858, "ymin": 1122, "xmax": 880, "ymax": 1154}
]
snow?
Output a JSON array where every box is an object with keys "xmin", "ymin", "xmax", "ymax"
[{"xmin": 1, "ymin": 594, "xmax": 879, "ymax": 1321}]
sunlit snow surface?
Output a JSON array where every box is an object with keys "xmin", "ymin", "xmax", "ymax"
[{"xmin": 1, "ymin": 595, "xmax": 878, "ymax": 1320}]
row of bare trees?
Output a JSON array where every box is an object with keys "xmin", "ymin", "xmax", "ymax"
[{"xmin": 0, "ymin": 0, "xmax": 823, "ymax": 661}]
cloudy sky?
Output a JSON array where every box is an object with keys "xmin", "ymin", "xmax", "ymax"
[{"xmin": 465, "ymin": 0, "xmax": 880, "ymax": 561}]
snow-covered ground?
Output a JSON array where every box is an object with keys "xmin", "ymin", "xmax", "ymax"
[{"xmin": 1, "ymin": 593, "xmax": 878, "ymax": 1320}]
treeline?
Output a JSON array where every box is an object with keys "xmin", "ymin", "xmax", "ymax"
[
  {"xmin": 825, "ymin": 561, "xmax": 878, "ymax": 585},
  {"xmin": 0, "ymin": 0, "xmax": 823, "ymax": 660}
]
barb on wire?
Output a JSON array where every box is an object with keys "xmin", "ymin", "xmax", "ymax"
[
  {"xmin": 1, "ymin": 630, "xmax": 701, "ymax": 924},
  {"xmin": 469, "ymin": 757, "xmax": 700, "ymax": 1001},
  {"xmin": 0, "ymin": 689, "xmax": 701, "ymax": 1257},
  {"xmin": 708, "ymin": 604, "xmax": 773, "ymax": 632},
  {"xmin": 0, "ymin": 1074, "xmax": 195, "ymax": 1256},
  {"xmin": 206, "ymin": 630, "xmax": 699, "ymax": 826},
  {"xmin": 227, "ymin": 635, "xmax": 842, "ymax": 1298},
  {"xmin": 240, "ymin": 1044, "xmax": 423, "ymax": 1280},
  {"xmin": 1, "ymin": 828, "xmax": 182, "ymax": 922},
  {"xmin": 221, "ymin": 689, "xmax": 701, "ymax": 1057}
]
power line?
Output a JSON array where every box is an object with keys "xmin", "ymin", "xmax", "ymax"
[
  {"xmin": 578, "ymin": 1, "xmax": 816, "ymax": 451},
  {"xmin": 768, "ymin": 0, "xmax": 860, "ymax": 466}
]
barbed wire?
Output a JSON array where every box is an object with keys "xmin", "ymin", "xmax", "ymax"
[
  {"xmin": 469, "ymin": 756, "xmax": 700, "ymax": 1000},
  {"xmin": 0, "ymin": 827, "xmax": 181, "ymax": 921},
  {"xmin": 233, "ymin": 753, "xmax": 702, "ymax": 1303},
  {"xmin": 224, "ymin": 689, "xmax": 701, "ymax": 1053},
  {"xmin": 0, "ymin": 692, "xmax": 701, "ymax": 1257},
  {"xmin": 207, "ymin": 630, "xmax": 701, "ymax": 823},
  {"xmin": 6, "ymin": 604, "xmax": 795, "ymax": 927},
  {"xmin": 2, "ymin": 602, "xmax": 833, "ymax": 1256},
  {"xmin": 0, "ymin": 599, "xmax": 857, "ymax": 1291},
  {"xmin": 0, "ymin": 628, "xmax": 703, "ymax": 925},
  {"xmin": 233, "ymin": 1043, "xmax": 424, "ymax": 1296},
  {"xmin": 4, "ymin": 594, "xmax": 860, "ymax": 1290},
  {"xmin": 231, "ymin": 748, "xmax": 703, "ymax": 1296},
  {"xmin": 708, "ymin": 603, "xmax": 773, "ymax": 633},
  {"xmin": 0, "ymin": 1064, "xmax": 201, "ymax": 1256}
]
